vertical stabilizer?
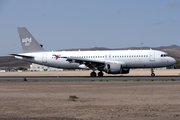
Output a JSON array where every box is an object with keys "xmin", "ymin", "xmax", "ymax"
[{"xmin": 17, "ymin": 27, "xmax": 45, "ymax": 53}]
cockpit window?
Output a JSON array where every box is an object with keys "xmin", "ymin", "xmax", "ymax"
[{"xmin": 161, "ymin": 54, "xmax": 169, "ymax": 57}]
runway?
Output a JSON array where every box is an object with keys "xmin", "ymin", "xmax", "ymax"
[{"xmin": 0, "ymin": 76, "xmax": 180, "ymax": 81}]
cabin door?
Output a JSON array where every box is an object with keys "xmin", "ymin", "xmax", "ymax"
[{"xmin": 149, "ymin": 51, "xmax": 155, "ymax": 61}]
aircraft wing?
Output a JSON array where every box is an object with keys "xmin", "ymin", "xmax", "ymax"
[{"xmin": 62, "ymin": 56, "xmax": 105, "ymax": 70}]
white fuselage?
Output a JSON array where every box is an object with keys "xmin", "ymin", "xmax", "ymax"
[{"xmin": 16, "ymin": 50, "xmax": 176, "ymax": 69}]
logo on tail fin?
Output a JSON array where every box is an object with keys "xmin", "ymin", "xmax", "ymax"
[
  {"xmin": 22, "ymin": 38, "xmax": 32, "ymax": 46},
  {"xmin": 52, "ymin": 54, "xmax": 61, "ymax": 60}
]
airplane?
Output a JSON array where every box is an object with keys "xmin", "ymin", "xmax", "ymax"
[{"xmin": 11, "ymin": 27, "xmax": 176, "ymax": 77}]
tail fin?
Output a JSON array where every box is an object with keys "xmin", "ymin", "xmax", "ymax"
[{"xmin": 17, "ymin": 27, "xmax": 45, "ymax": 53}]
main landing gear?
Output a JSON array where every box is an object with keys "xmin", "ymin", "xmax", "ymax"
[
  {"xmin": 151, "ymin": 68, "xmax": 155, "ymax": 77},
  {"xmin": 90, "ymin": 71, "xmax": 104, "ymax": 77},
  {"xmin": 90, "ymin": 72, "xmax": 96, "ymax": 77},
  {"xmin": 98, "ymin": 71, "xmax": 104, "ymax": 77}
]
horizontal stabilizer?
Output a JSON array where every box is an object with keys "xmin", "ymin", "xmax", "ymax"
[{"xmin": 10, "ymin": 54, "xmax": 34, "ymax": 58}]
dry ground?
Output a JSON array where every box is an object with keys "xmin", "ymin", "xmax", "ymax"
[
  {"xmin": 0, "ymin": 69, "xmax": 180, "ymax": 76},
  {"xmin": 0, "ymin": 81, "xmax": 180, "ymax": 120}
]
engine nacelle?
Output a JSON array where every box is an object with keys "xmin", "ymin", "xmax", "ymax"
[
  {"xmin": 104, "ymin": 63, "xmax": 121, "ymax": 74},
  {"xmin": 104, "ymin": 62, "xmax": 129, "ymax": 74}
]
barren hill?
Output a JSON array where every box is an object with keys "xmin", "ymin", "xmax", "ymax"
[{"xmin": 0, "ymin": 56, "xmax": 29, "ymax": 68}]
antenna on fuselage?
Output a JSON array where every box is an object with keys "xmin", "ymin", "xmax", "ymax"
[{"xmin": 140, "ymin": 43, "xmax": 143, "ymax": 50}]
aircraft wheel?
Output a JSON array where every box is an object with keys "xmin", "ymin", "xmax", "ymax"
[
  {"xmin": 151, "ymin": 73, "xmax": 155, "ymax": 77},
  {"xmin": 90, "ymin": 72, "xmax": 96, "ymax": 77},
  {"xmin": 98, "ymin": 72, "xmax": 104, "ymax": 77}
]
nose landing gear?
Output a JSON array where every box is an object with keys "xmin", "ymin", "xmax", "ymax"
[{"xmin": 151, "ymin": 68, "xmax": 155, "ymax": 77}]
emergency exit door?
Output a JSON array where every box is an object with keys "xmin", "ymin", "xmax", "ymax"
[{"xmin": 42, "ymin": 53, "xmax": 47, "ymax": 63}]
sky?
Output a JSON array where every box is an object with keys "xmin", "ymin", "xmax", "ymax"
[{"xmin": 0, "ymin": 0, "xmax": 180, "ymax": 56}]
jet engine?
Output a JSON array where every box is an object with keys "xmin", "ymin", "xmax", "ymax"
[{"xmin": 104, "ymin": 62, "xmax": 129, "ymax": 74}]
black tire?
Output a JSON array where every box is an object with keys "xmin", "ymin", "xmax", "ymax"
[
  {"xmin": 90, "ymin": 72, "xmax": 96, "ymax": 77},
  {"xmin": 98, "ymin": 72, "xmax": 104, "ymax": 77},
  {"xmin": 151, "ymin": 73, "xmax": 155, "ymax": 77}
]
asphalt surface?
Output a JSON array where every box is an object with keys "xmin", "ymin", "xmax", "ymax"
[{"xmin": 0, "ymin": 76, "xmax": 180, "ymax": 81}]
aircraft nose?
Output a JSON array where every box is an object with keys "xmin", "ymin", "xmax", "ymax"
[{"xmin": 171, "ymin": 57, "xmax": 176, "ymax": 65}]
